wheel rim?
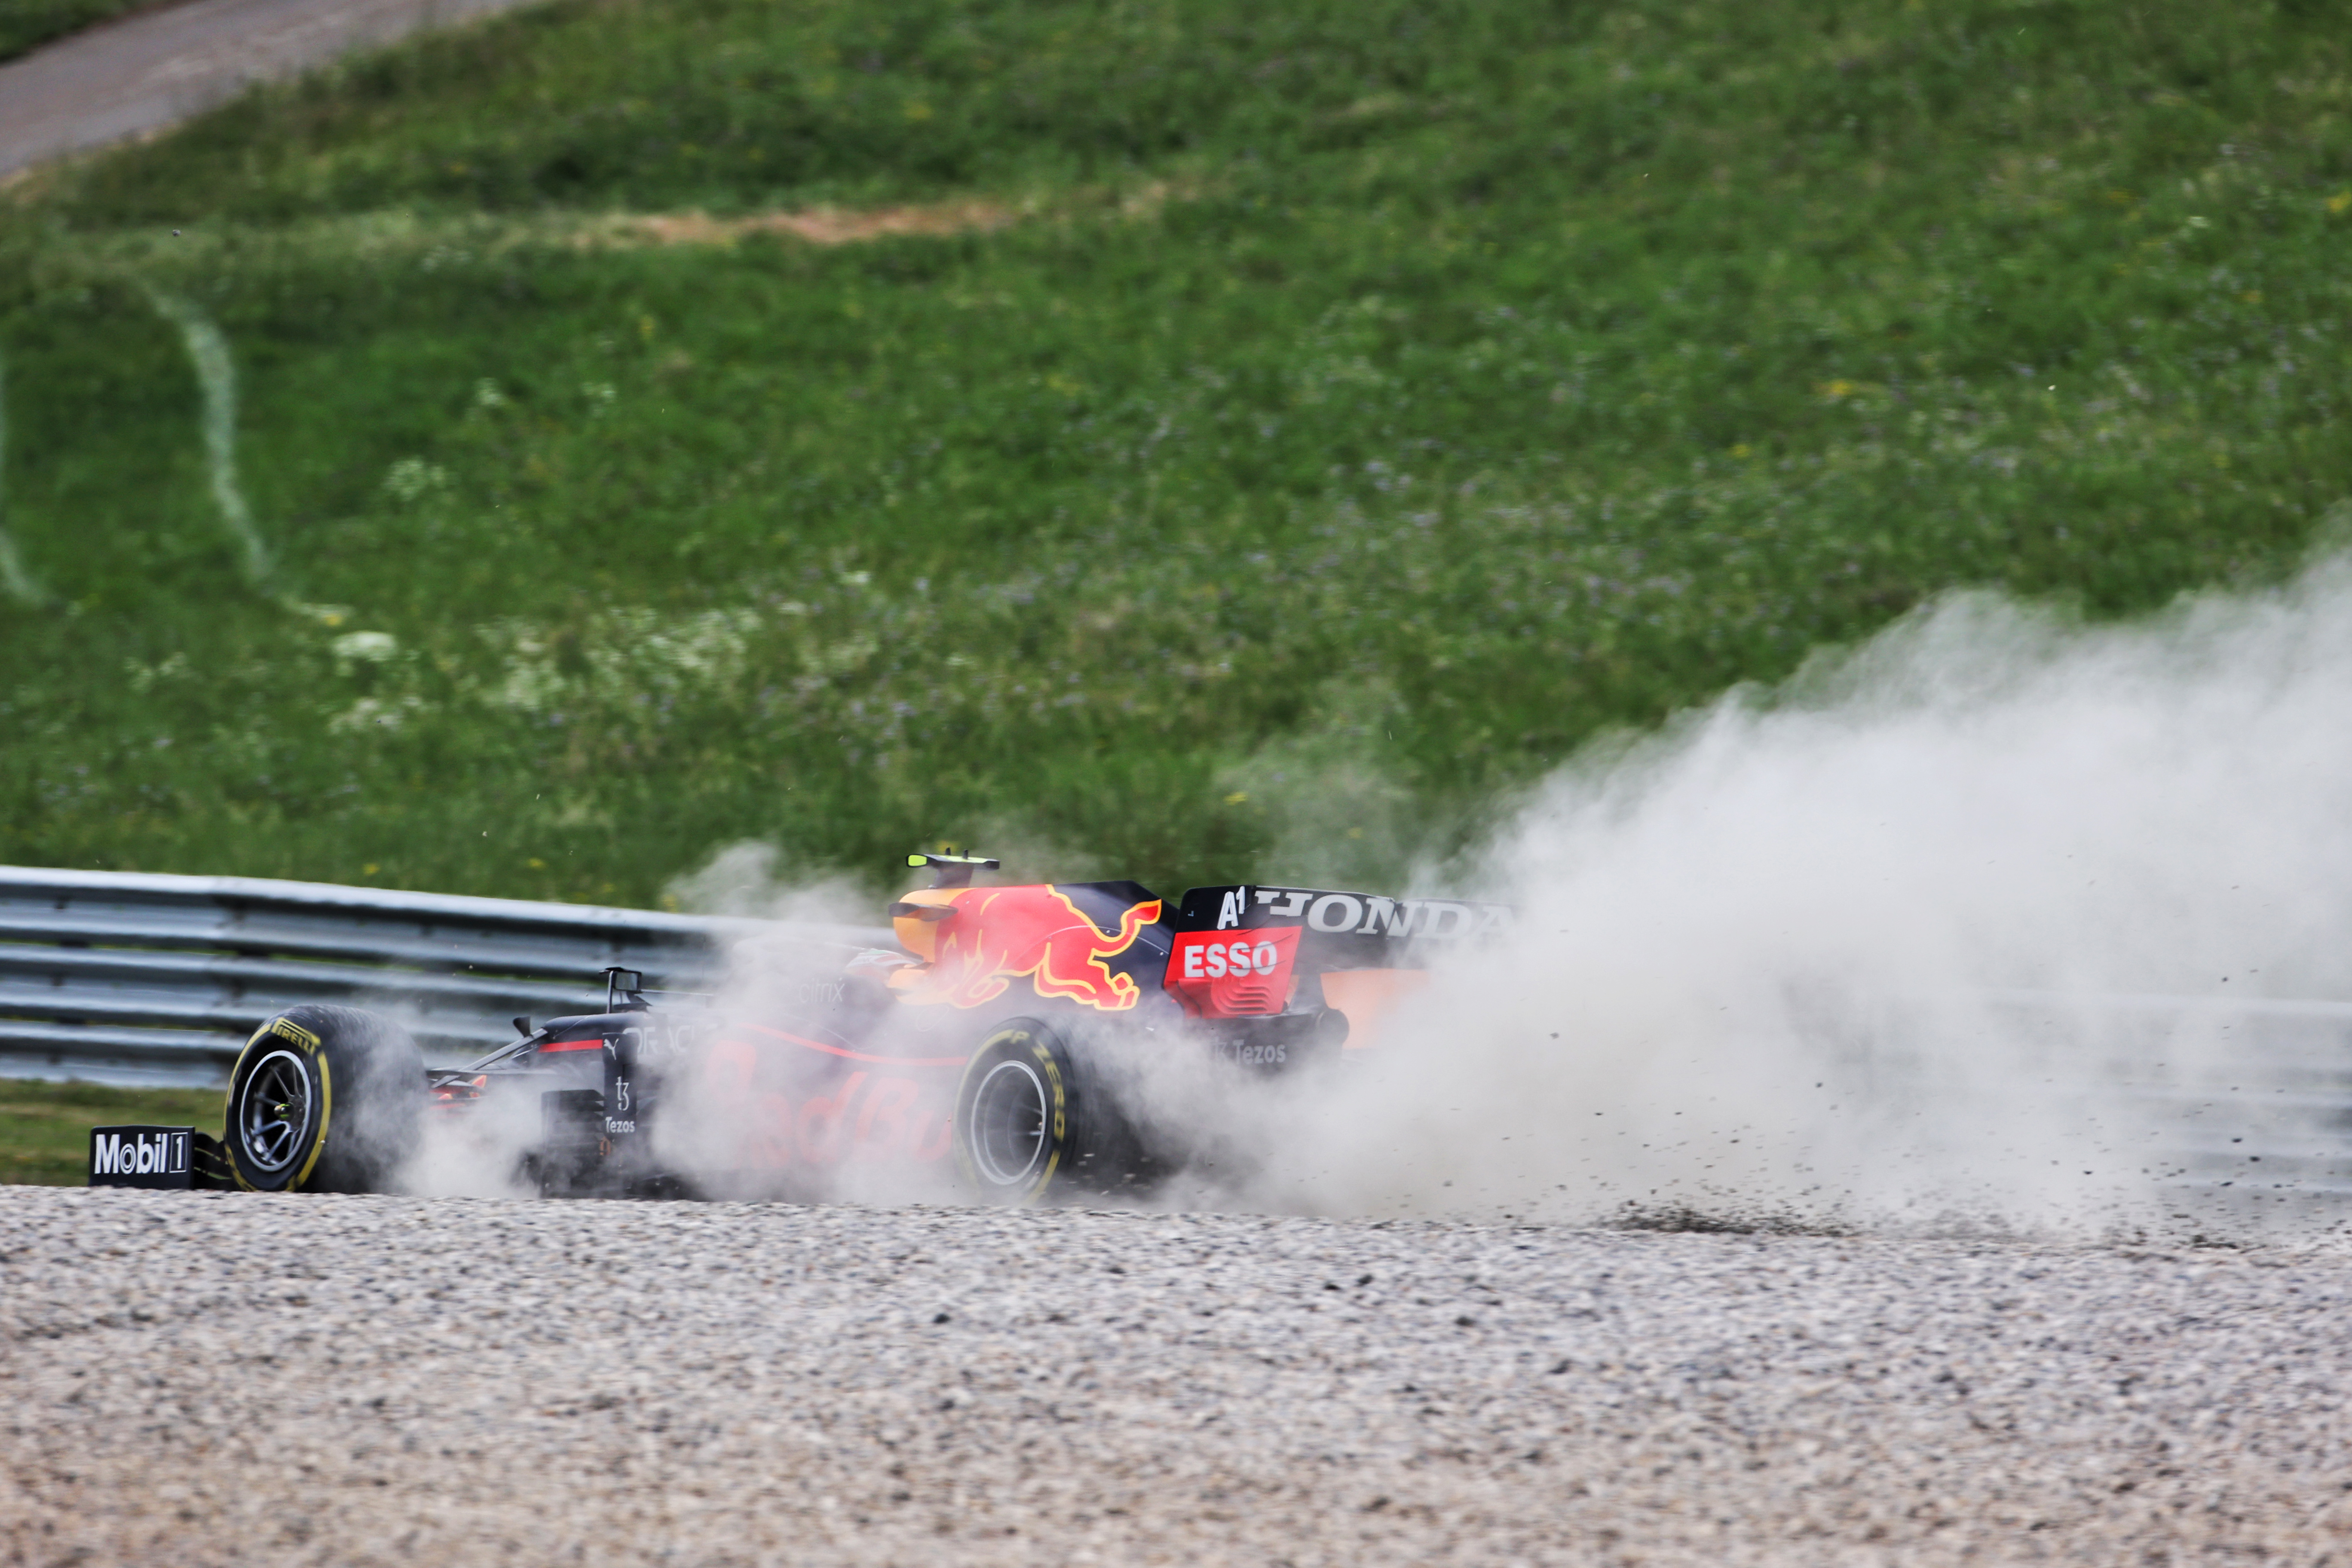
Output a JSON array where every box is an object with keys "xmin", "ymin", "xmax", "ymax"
[
  {"xmin": 237, "ymin": 1048, "xmax": 313, "ymax": 1173},
  {"xmin": 969, "ymin": 1058, "xmax": 1048, "ymax": 1187}
]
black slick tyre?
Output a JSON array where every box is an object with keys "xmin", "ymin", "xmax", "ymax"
[
  {"xmin": 952, "ymin": 1016, "xmax": 1148, "ymax": 1205},
  {"xmin": 223, "ymin": 1004, "xmax": 423, "ymax": 1193}
]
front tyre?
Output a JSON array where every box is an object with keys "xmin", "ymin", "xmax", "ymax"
[
  {"xmin": 953, "ymin": 1017, "xmax": 1146, "ymax": 1205},
  {"xmin": 224, "ymin": 1005, "xmax": 423, "ymax": 1193}
]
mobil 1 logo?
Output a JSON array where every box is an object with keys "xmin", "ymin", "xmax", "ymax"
[{"xmin": 89, "ymin": 1126, "xmax": 194, "ymax": 1190}]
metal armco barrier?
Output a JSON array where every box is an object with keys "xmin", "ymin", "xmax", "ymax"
[
  {"xmin": 0, "ymin": 866, "xmax": 888, "ymax": 1086},
  {"xmin": 4, "ymin": 864, "xmax": 2349, "ymax": 1210}
]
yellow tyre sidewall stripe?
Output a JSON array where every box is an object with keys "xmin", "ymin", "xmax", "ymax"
[{"xmin": 1028, "ymin": 1039, "xmax": 1065, "ymax": 1204}]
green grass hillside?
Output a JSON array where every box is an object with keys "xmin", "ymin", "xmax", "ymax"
[
  {"xmin": 0, "ymin": 1080, "xmax": 218, "ymax": 1184},
  {"xmin": 1, "ymin": 0, "xmax": 2347, "ymax": 905},
  {"xmin": 0, "ymin": 0, "xmax": 152, "ymax": 62}
]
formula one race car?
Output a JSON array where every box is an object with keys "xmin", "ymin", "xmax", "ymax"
[{"xmin": 90, "ymin": 855, "xmax": 1511, "ymax": 1205}]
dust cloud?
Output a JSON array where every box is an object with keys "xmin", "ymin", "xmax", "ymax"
[
  {"xmin": 657, "ymin": 842, "xmax": 973, "ymax": 1207},
  {"xmin": 659, "ymin": 556, "xmax": 2352, "ymax": 1237},
  {"xmin": 1226, "ymin": 555, "xmax": 2352, "ymax": 1236}
]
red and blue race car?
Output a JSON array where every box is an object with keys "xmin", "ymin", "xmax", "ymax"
[{"xmin": 91, "ymin": 854, "xmax": 1511, "ymax": 1205}]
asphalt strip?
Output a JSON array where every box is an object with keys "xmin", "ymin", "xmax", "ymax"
[
  {"xmin": 0, "ymin": 0, "xmax": 540, "ymax": 179},
  {"xmin": 2, "ymin": 1185, "xmax": 2347, "ymax": 1564}
]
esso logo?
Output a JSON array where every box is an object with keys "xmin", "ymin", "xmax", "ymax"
[
  {"xmin": 1166, "ymin": 928, "xmax": 1302, "ymax": 1018},
  {"xmin": 1181, "ymin": 937, "xmax": 1280, "ymax": 980}
]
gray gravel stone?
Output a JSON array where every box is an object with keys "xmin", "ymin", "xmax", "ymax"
[{"xmin": 3, "ymin": 1186, "xmax": 2349, "ymax": 1564}]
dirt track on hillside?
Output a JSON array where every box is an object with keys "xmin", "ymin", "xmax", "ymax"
[{"xmin": 0, "ymin": 0, "xmax": 535, "ymax": 179}]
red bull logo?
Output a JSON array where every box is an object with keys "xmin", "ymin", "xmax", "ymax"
[{"xmin": 894, "ymin": 885, "xmax": 1162, "ymax": 1011}]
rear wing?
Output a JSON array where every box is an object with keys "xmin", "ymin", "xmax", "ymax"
[{"xmin": 1170, "ymin": 885, "xmax": 1515, "ymax": 971}]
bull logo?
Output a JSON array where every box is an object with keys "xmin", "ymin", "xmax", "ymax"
[{"xmin": 894, "ymin": 886, "xmax": 1161, "ymax": 1011}]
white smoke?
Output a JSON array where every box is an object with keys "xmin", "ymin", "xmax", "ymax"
[
  {"xmin": 643, "ymin": 554, "xmax": 2352, "ymax": 1238},
  {"xmin": 655, "ymin": 842, "xmax": 974, "ymax": 1206},
  {"xmin": 398, "ymin": 1077, "xmax": 542, "ymax": 1200},
  {"xmin": 1225, "ymin": 553, "xmax": 2352, "ymax": 1237}
]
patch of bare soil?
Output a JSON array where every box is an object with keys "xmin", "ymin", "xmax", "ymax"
[
  {"xmin": 586, "ymin": 197, "xmax": 1019, "ymax": 249},
  {"xmin": 578, "ymin": 180, "xmax": 1191, "ymax": 250}
]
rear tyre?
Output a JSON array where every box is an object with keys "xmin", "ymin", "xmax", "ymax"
[
  {"xmin": 223, "ymin": 1005, "xmax": 423, "ymax": 1193},
  {"xmin": 953, "ymin": 1017, "xmax": 1148, "ymax": 1205}
]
